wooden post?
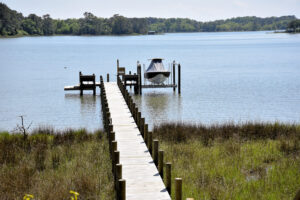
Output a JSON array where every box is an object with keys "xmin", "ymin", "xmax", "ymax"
[
  {"xmin": 175, "ymin": 178, "xmax": 182, "ymax": 200},
  {"xmin": 140, "ymin": 118, "xmax": 145, "ymax": 137},
  {"xmin": 173, "ymin": 61, "xmax": 176, "ymax": 92},
  {"xmin": 294, "ymin": 189, "xmax": 300, "ymax": 200},
  {"xmin": 79, "ymin": 71, "xmax": 83, "ymax": 96},
  {"xmin": 137, "ymin": 112, "xmax": 141, "ymax": 128},
  {"xmin": 93, "ymin": 73, "xmax": 96, "ymax": 95},
  {"xmin": 135, "ymin": 108, "xmax": 138, "ymax": 122},
  {"xmin": 148, "ymin": 131, "xmax": 153, "ymax": 154},
  {"xmin": 114, "ymin": 151, "xmax": 120, "ymax": 178},
  {"xmin": 109, "ymin": 124, "xmax": 113, "ymax": 135},
  {"xmin": 109, "ymin": 131, "xmax": 115, "ymax": 154},
  {"xmin": 137, "ymin": 63, "xmax": 142, "ymax": 95},
  {"xmin": 116, "ymin": 164, "xmax": 122, "ymax": 191},
  {"xmin": 112, "ymin": 141, "xmax": 117, "ymax": 158},
  {"xmin": 178, "ymin": 64, "xmax": 181, "ymax": 94},
  {"xmin": 158, "ymin": 150, "xmax": 164, "ymax": 178},
  {"xmin": 117, "ymin": 59, "xmax": 119, "ymax": 69},
  {"xmin": 107, "ymin": 73, "xmax": 109, "ymax": 82},
  {"xmin": 153, "ymin": 140, "xmax": 159, "ymax": 166},
  {"xmin": 144, "ymin": 124, "xmax": 148, "ymax": 145},
  {"xmin": 118, "ymin": 179, "xmax": 126, "ymax": 200},
  {"xmin": 166, "ymin": 162, "xmax": 172, "ymax": 194},
  {"xmin": 116, "ymin": 164, "xmax": 122, "ymax": 180}
]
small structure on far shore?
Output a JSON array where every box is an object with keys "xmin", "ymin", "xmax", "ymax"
[{"xmin": 148, "ymin": 31, "xmax": 156, "ymax": 35}]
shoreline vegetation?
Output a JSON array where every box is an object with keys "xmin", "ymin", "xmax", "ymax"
[
  {"xmin": 153, "ymin": 122, "xmax": 300, "ymax": 200},
  {"xmin": 0, "ymin": 128, "xmax": 115, "ymax": 200},
  {"xmin": 1, "ymin": 3, "xmax": 300, "ymax": 38},
  {"xmin": 1, "ymin": 122, "xmax": 299, "ymax": 199}
]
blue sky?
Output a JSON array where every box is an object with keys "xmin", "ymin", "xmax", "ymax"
[{"xmin": 1, "ymin": 0, "xmax": 299, "ymax": 21}]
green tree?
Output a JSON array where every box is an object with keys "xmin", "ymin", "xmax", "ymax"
[
  {"xmin": 0, "ymin": 3, "xmax": 23, "ymax": 35},
  {"xmin": 42, "ymin": 14, "xmax": 54, "ymax": 35},
  {"xmin": 110, "ymin": 14, "xmax": 133, "ymax": 34},
  {"xmin": 287, "ymin": 19, "xmax": 300, "ymax": 32}
]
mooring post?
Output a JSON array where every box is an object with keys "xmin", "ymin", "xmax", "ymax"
[
  {"xmin": 153, "ymin": 140, "xmax": 159, "ymax": 166},
  {"xmin": 107, "ymin": 73, "xmax": 109, "ymax": 82},
  {"xmin": 173, "ymin": 61, "xmax": 176, "ymax": 92},
  {"xmin": 158, "ymin": 150, "xmax": 164, "ymax": 178},
  {"xmin": 79, "ymin": 71, "xmax": 83, "ymax": 96},
  {"xmin": 178, "ymin": 63, "xmax": 181, "ymax": 94},
  {"xmin": 137, "ymin": 63, "xmax": 142, "ymax": 95},
  {"xmin": 166, "ymin": 162, "xmax": 172, "ymax": 194},
  {"xmin": 175, "ymin": 178, "xmax": 183, "ymax": 200},
  {"xmin": 92, "ymin": 73, "xmax": 96, "ymax": 95}
]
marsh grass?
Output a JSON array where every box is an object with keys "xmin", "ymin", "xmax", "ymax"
[
  {"xmin": 154, "ymin": 122, "xmax": 300, "ymax": 200},
  {"xmin": 0, "ymin": 128, "xmax": 115, "ymax": 200}
]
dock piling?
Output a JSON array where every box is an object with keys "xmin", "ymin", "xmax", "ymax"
[
  {"xmin": 173, "ymin": 61, "xmax": 176, "ymax": 92},
  {"xmin": 118, "ymin": 179, "xmax": 126, "ymax": 200},
  {"xmin": 175, "ymin": 178, "xmax": 182, "ymax": 200},
  {"xmin": 178, "ymin": 64, "xmax": 181, "ymax": 94},
  {"xmin": 153, "ymin": 140, "xmax": 159, "ymax": 166},
  {"xmin": 158, "ymin": 150, "xmax": 164, "ymax": 178},
  {"xmin": 166, "ymin": 162, "xmax": 172, "ymax": 194}
]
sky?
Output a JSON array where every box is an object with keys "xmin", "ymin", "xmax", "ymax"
[{"xmin": 1, "ymin": 0, "xmax": 300, "ymax": 21}]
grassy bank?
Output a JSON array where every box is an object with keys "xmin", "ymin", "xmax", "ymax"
[
  {"xmin": 153, "ymin": 122, "xmax": 300, "ymax": 200},
  {"xmin": 0, "ymin": 128, "xmax": 115, "ymax": 200}
]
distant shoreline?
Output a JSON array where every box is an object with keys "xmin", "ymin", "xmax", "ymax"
[
  {"xmin": 1, "ymin": 30, "xmax": 297, "ymax": 39},
  {"xmin": 1, "ymin": 2, "xmax": 298, "ymax": 37}
]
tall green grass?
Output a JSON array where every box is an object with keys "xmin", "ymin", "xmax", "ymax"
[
  {"xmin": 0, "ymin": 128, "xmax": 115, "ymax": 200},
  {"xmin": 153, "ymin": 122, "xmax": 300, "ymax": 200}
]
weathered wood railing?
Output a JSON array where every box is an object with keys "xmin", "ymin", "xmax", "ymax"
[
  {"xmin": 100, "ymin": 75, "xmax": 126, "ymax": 200},
  {"xmin": 116, "ymin": 75, "xmax": 193, "ymax": 200}
]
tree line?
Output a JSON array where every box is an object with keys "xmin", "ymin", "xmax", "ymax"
[
  {"xmin": 286, "ymin": 19, "xmax": 300, "ymax": 33},
  {"xmin": 0, "ymin": 3, "xmax": 298, "ymax": 36}
]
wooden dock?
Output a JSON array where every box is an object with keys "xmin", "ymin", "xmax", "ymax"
[{"xmin": 104, "ymin": 82, "xmax": 171, "ymax": 200}]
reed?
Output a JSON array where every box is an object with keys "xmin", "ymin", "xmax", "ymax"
[
  {"xmin": 0, "ymin": 128, "xmax": 115, "ymax": 200},
  {"xmin": 154, "ymin": 122, "xmax": 300, "ymax": 200}
]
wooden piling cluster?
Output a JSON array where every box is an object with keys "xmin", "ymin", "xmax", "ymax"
[
  {"xmin": 116, "ymin": 75, "xmax": 192, "ymax": 200},
  {"xmin": 100, "ymin": 75, "xmax": 126, "ymax": 200}
]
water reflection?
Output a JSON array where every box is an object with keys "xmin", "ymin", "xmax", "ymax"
[
  {"xmin": 64, "ymin": 94, "xmax": 102, "ymax": 130},
  {"xmin": 133, "ymin": 91, "xmax": 182, "ymax": 129},
  {"xmin": 65, "ymin": 93, "xmax": 97, "ymax": 115}
]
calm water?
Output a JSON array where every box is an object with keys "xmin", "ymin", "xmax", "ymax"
[{"xmin": 1, "ymin": 32, "xmax": 300, "ymax": 131}]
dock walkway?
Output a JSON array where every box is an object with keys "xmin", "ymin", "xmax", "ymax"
[{"xmin": 104, "ymin": 82, "xmax": 171, "ymax": 200}]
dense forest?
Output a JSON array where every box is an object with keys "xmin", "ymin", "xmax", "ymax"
[{"xmin": 0, "ymin": 2, "xmax": 299, "ymax": 36}]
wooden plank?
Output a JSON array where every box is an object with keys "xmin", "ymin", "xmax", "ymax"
[{"xmin": 104, "ymin": 82, "xmax": 171, "ymax": 200}]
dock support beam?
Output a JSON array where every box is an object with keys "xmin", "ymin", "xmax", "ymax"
[
  {"xmin": 173, "ymin": 61, "xmax": 176, "ymax": 92},
  {"xmin": 178, "ymin": 64, "xmax": 181, "ymax": 94},
  {"xmin": 137, "ymin": 63, "xmax": 142, "ymax": 95}
]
